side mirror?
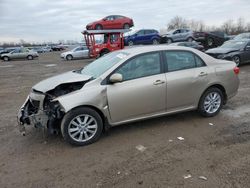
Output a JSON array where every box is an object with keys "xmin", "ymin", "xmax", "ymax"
[
  {"xmin": 103, "ymin": 18, "xmax": 106, "ymax": 21},
  {"xmin": 109, "ymin": 73, "xmax": 123, "ymax": 83}
]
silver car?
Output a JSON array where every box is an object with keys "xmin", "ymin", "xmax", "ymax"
[
  {"xmin": 61, "ymin": 46, "xmax": 89, "ymax": 60},
  {"xmin": 18, "ymin": 46, "xmax": 239, "ymax": 146},
  {"xmin": 162, "ymin": 29, "xmax": 194, "ymax": 44},
  {"xmin": 1, "ymin": 48, "xmax": 39, "ymax": 61}
]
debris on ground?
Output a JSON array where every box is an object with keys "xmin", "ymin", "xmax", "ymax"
[
  {"xmin": 45, "ymin": 64, "xmax": 57, "ymax": 67},
  {"xmin": 0, "ymin": 65, "xmax": 14, "ymax": 68},
  {"xmin": 198, "ymin": 176, "xmax": 208, "ymax": 181},
  {"xmin": 177, "ymin": 137, "xmax": 185, "ymax": 141},
  {"xmin": 136, "ymin": 145, "xmax": 147, "ymax": 152},
  {"xmin": 209, "ymin": 123, "xmax": 214, "ymax": 126},
  {"xmin": 183, "ymin": 174, "xmax": 192, "ymax": 179},
  {"xmin": 169, "ymin": 139, "xmax": 173, "ymax": 142},
  {"xmin": 117, "ymin": 171, "xmax": 121, "ymax": 175},
  {"xmin": 138, "ymin": 180, "xmax": 143, "ymax": 185}
]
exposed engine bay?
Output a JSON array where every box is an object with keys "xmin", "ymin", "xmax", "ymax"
[{"xmin": 18, "ymin": 80, "xmax": 90, "ymax": 135}]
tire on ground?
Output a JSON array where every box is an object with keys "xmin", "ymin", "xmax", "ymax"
[
  {"xmin": 198, "ymin": 87, "xmax": 224, "ymax": 117},
  {"xmin": 61, "ymin": 107, "xmax": 103, "ymax": 146}
]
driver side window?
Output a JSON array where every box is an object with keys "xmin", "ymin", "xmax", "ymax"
[{"xmin": 115, "ymin": 52, "xmax": 161, "ymax": 81}]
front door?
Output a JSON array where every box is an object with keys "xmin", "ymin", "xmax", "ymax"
[
  {"xmin": 241, "ymin": 42, "xmax": 250, "ymax": 63},
  {"xmin": 107, "ymin": 52, "xmax": 166, "ymax": 123}
]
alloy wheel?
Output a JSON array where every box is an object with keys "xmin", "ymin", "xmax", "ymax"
[
  {"xmin": 68, "ymin": 114, "xmax": 98, "ymax": 142},
  {"xmin": 203, "ymin": 92, "xmax": 222, "ymax": 114},
  {"xmin": 233, "ymin": 56, "xmax": 240, "ymax": 66}
]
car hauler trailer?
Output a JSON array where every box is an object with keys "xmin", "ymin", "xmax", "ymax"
[{"xmin": 82, "ymin": 29, "xmax": 130, "ymax": 58}]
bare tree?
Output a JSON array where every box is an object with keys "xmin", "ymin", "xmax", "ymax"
[
  {"xmin": 236, "ymin": 17, "xmax": 245, "ymax": 33},
  {"xmin": 167, "ymin": 16, "xmax": 188, "ymax": 30}
]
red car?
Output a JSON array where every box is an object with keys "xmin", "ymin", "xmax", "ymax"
[{"xmin": 86, "ymin": 15, "xmax": 134, "ymax": 30}]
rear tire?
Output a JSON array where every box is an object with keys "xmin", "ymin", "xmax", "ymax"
[
  {"xmin": 61, "ymin": 107, "xmax": 103, "ymax": 146},
  {"xmin": 100, "ymin": 50, "xmax": 109, "ymax": 57},
  {"xmin": 198, "ymin": 87, "xmax": 224, "ymax": 117},
  {"xmin": 95, "ymin": 24, "xmax": 103, "ymax": 30},
  {"xmin": 128, "ymin": 40, "xmax": 134, "ymax": 46},
  {"xmin": 152, "ymin": 39, "xmax": 159, "ymax": 45},
  {"xmin": 66, "ymin": 55, "xmax": 73, "ymax": 61},
  {"xmin": 187, "ymin": 37, "xmax": 194, "ymax": 42},
  {"xmin": 207, "ymin": 37, "xmax": 214, "ymax": 47},
  {"xmin": 27, "ymin": 55, "xmax": 33, "ymax": 60}
]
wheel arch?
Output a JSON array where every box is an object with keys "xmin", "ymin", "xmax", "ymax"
[
  {"xmin": 65, "ymin": 105, "xmax": 109, "ymax": 131},
  {"xmin": 200, "ymin": 84, "xmax": 227, "ymax": 105},
  {"xmin": 66, "ymin": 54, "xmax": 73, "ymax": 59}
]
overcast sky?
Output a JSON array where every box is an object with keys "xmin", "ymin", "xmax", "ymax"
[{"xmin": 0, "ymin": 0, "xmax": 250, "ymax": 43}]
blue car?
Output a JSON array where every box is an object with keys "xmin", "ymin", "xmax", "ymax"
[{"xmin": 124, "ymin": 29, "xmax": 161, "ymax": 46}]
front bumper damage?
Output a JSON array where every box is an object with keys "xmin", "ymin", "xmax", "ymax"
[{"xmin": 17, "ymin": 90, "xmax": 64, "ymax": 136}]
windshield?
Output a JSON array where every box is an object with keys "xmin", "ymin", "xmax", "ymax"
[
  {"xmin": 220, "ymin": 41, "xmax": 247, "ymax": 49},
  {"xmin": 234, "ymin": 33, "xmax": 250, "ymax": 40},
  {"xmin": 125, "ymin": 30, "xmax": 138, "ymax": 36},
  {"xmin": 81, "ymin": 51, "xmax": 129, "ymax": 78}
]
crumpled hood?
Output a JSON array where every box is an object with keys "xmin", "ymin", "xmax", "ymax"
[
  {"xmin": 32, "ymin": 71, "xmax": 92, "ymax": 93},
  {"xmin": 206, "ymin": 47, "xmax": 239, "ymax": 54}
]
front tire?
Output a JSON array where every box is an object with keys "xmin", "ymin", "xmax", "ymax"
[
  {"xmin": 232, "ymin": 55, "xmax": 241, "ymax": 66},
  {"xmin": 198, "ymin": 87, "xmax": 224, "ymax": 117},
  {"xmin": 61, "ymin": 107, "xmax": 103, "ymax": 146},
  {"xmin": 167, "ymin": 38, "xmax": 173, "ymax": 44},
  {"xmin": 66, "ymin": 55, "xmax": 73, "ymax": 61},
  {"xmin": 3, "ymin": 56, "xmax": 9, "ymax": 61},
  {"xmin": 95, "ymin": 24, "xmax": 103, "ymax": 30}
]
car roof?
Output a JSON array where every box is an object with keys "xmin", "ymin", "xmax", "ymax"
[
  {"xmin": 121, "ymin": 45, "xmax": 195, "ymax": 54},
  {"xmin": 119, "ymin": 45, "xmax": 215, "ymax": 64}
]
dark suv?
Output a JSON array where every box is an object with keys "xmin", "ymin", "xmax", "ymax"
[{"xmin": 124, "ymin": 29, "xmax": 161, "ymax": 46}]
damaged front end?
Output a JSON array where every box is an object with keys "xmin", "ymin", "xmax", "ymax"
[{"xmin": 17, "ymin": 80, "xmax": 89, "ymax": 136}]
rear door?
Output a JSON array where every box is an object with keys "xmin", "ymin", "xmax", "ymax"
[
  {"xmin": 144, "ymin": 30, "xmax": 153, "ymax": 44},
  {"xmin": 181, "ymin": 29, "xmax": 189, "ymax": 40},
  {"xmin": 163, "ymin": 50, "xmax": 209, "ymax": 112},
  {"xmin": 107, "ymin": 52, "xmax": 166, "ymax": 123},
  {"xmin": 134, "ymin": 30, "xmax": 146, "ymax": 44}
]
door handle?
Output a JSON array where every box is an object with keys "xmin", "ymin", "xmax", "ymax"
[
  {"xmin": 153, "ymin": 80, "xmax": 165, "ymax": 85},
  {"xmin": 198, "ymin": 72, "xmax": 207, "ymax": 77}
]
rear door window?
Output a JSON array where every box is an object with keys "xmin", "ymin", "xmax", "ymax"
[
  {"xmin": 164, "ymin": 51, "xmax": 196, "ymax": 72},
  {"xmin": 164, "ymin": 51, "xmax": 206, "ymax": 72}
]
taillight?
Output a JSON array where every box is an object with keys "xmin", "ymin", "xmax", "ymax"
[{"xmin": 233, "ymin": 67, "xmax": 240, "ymax": 75}]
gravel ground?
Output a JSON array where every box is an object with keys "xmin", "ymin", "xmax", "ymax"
[{"xmin": 0, "ymin": 52, "xmax": 250, "ymax": 188}]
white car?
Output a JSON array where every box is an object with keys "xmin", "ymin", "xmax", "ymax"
[{"xmin": 61, "ymin": 46, "xmax": 89, "ymax": 60}]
